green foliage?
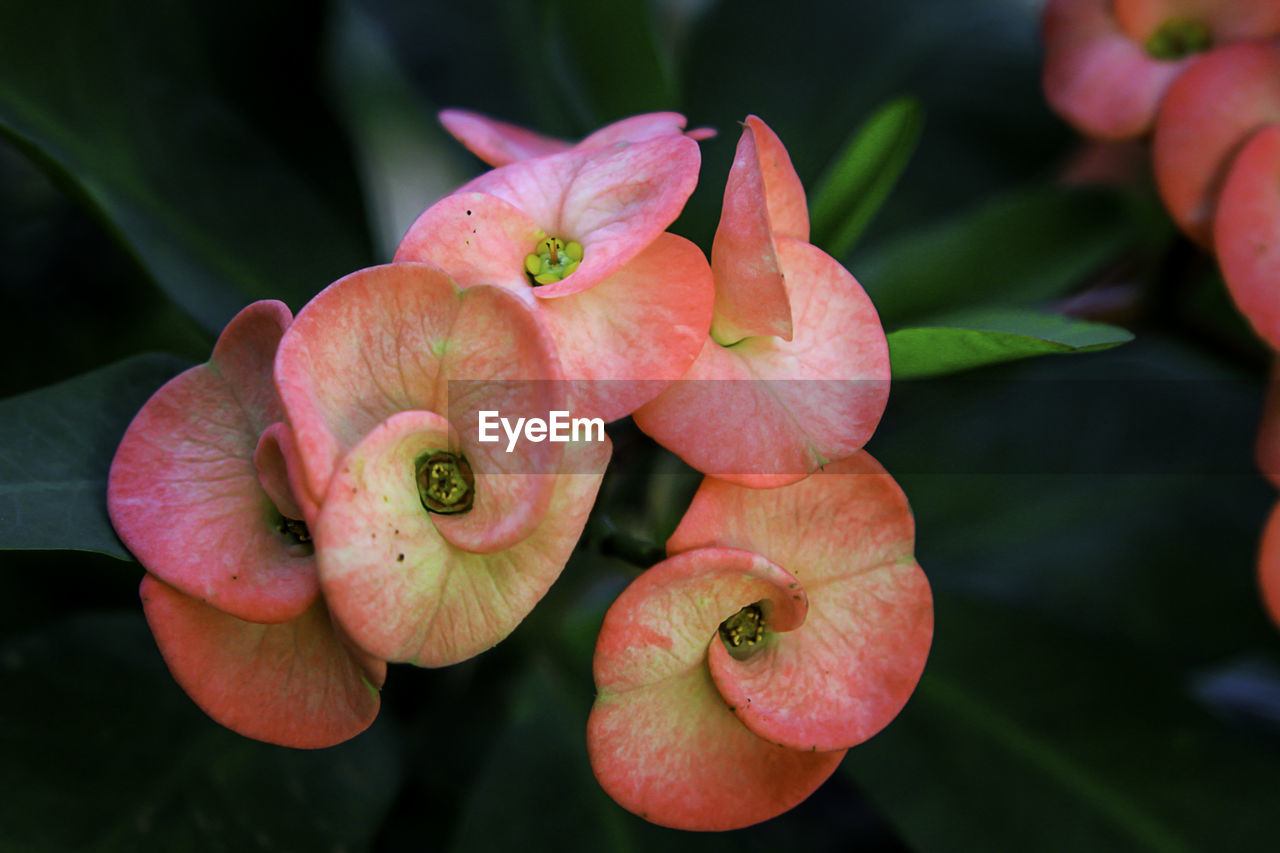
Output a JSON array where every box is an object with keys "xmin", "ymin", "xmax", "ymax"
[
  {"xmin": 888, "ymin": 308, "xmax": 1134, "ymax": 379},
  {"xmin": 810, "ymin": 97, "xmax": 924, "ymax": 258},
  {"xmin": 0, "ymin": 354, "xmax": 188, "ymax": 559}
]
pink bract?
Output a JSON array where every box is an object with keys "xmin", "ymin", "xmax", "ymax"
[
  {"xmin": 1215, "ymin": 123, "xmax": 1280, "ymax": 349},
  {"xmin": 108, "ymin": 300, "xmax": 384, "ymax": 747},
  {"xmin": 439, "ymin": 108, "xmax": 714, "ymax": 167},
  {"xmin": 1261, "ymin": 502, "xmax": 1280, "ymax": 628},
  {"xmin": 587, "ymin": 453, "xmax": 932, "ymax": 830},
  {"xmin": 1041, "ymin": 0, "xmax": 1191, "ymax": 140},
  {"xmin": 395, "ymin": 136, "xmax": 713, "ymax": 422},
  {"xmin": 274, "ymin": 263, "xmax": 609, "ymax": 667},
  {"xmin": 634, "ymin": 117, "xmax": 889, "ymax": 488},
  {"xmin": 1153, "ymin": 40, "xmax": 1280, "ymax": 246}
]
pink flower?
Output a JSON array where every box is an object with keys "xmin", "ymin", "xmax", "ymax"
[
  {"xmin": 274, "ymin": 263, "xmax": 609, "ymax": 667},
  {"xmin": 1261, "ymin": 502, "xmax": 1280, "ymax": 628},
  {"xmin": 1153, "ymin": 39, "xmax": 1280, "ymax": 246},
  {"xmin": 1214, "ymin": 125, "xmax": 1280, "ymax": 348},
  {"xmin": 396, "ymin": 131, "xmax": 714, "ymax": 422},
  {"xmin": 633, "ymin": 117, "xmax": 890, "ymax": 487},
  {"xmin": 1041, "ymin": 0, "xmax": 1280, "ymax": 140},
  {"xmin": 587, "ymin": 453, "xmax": 932, "ymax": 830},
  {"xmin": 108, "ymin": 301, "xmax": 383, "ymax": 748},
  {"xmin": 438, "ymin": 108, "xmax": 714, "ymax": 167}
]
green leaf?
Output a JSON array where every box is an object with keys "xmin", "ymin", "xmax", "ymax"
[
  {"xmin": 809, "ymin": 97, "xmax": 923, "ymax": 258},
  {"xmin": 887, "ymin": 308, "xmax": 1134, "ymax": 378},
  {"xmin": 0, "ymin": 0, "xmax": 370, "ymax": 332},
  {"xmin": 0, "ymin": 612, "xmax": 402, "ymax": 852},
  {"xmin": 858, "ymin": 187, "xmax": 1135, "ymax": 327},
  {"xmin": 846, "ymin": 594, "xmax": 1280, "ymax": 853},
  {"xmin": 0, "ymin": 354, "xmax": 189, "ymax": 558}
]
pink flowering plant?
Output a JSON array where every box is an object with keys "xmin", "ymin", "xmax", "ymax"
[{"xmin": 6, "ymin": 2, "xmax": 1280, "ymax": 850}]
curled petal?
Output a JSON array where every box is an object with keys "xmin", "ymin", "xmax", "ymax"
[
  {"xmin": 315, "ymin": 414, "xmax": 609, "ymax": 667},
  {"xmin": 1261, "ymin": 502, "xmax": 1280, "ymax": 628},
  {"xmin": 635, "ymin": 239, "xmax": 890, "ymax": 486},
  {"xmin": 1042, "ymin": 0, "xmax": 1189, "ymax": 140},
  {"xmin": 456, "ymin": 135, "xmax": 701, "ymax": 296},
  {"xmin": 579, "ymin": 112, "xmax": 713, "ymax": 150},
  {"xmin": 710, "ymin": 119, "xmax": 794, "ymax": 343},
  {"xmin": 439, "ymin": 108, "xmax": 573, "ymax": 166},
  {"xmin": 1153, "ymin": 41, "xmax": 1280, "ymax": 246},
  {"xmin": 109, "ymin": 301, "xmax": 318, "ymax": 624},
  {"xmin": 274, "ymin": 264, "xmax": 561, "ymax": 510},
  {"xmin": 141, "ymin": 574, "xmax": 383, "ymax": 749},
  {"xmin": 671, "ymin": 453, "xmax": 931, "ymax": 751},
  {"xmin": 588, "ymin": 547, "xmax": 841, "ymax": 831},
  {"xmin": 1215, "ymin": 124, "xmax": 1280, "ymax": 349}
]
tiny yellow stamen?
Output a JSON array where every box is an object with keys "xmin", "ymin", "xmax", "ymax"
[
  {"xmin": 523, "ymin": 236, "xmax": 584, "ymax": 286},
  {"xmin": 718, "ymin": 603, "xmax": 765, "ymax": 659},
  {"xmin": 415, "ymin": 451, "xmax": 474, "ymax": 515}
]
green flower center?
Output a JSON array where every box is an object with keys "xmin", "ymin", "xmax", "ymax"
[
  {"xmin": 524, "ymin": 235, "xmax": 583, "ymax": 285},
  {"xmin": 276, "ymin": 516, "xmax": 312, "ymax": 545},
  {"xmin": 718, "ymin": 603, "xmax": 765, "ymax": 657},
  {"xmin": 415, "ymin": 451, "xmax": 475, "ymax": 515},
  {"xmin": 1145, "ymin": 18, "xmax": 1212, "ymax": 60}
]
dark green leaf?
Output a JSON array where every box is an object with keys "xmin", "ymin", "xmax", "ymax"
[
  {"xmin": 0, "ymin": 0, "xmax": 370, "ymax": 332},
  {"xmin": 887, "ymin": 308, "xmax": 1133, "ymax": 378},
  {"xmin": 0, "ymin": 354, "xmax": 188, "ymax": 558},
  {"xmin": 0, "ymin": 612, "xmax": 402, "ymax": 852},
  {"xmin": 847, "ymin": 594, "xmax": 1280, "ymax": 853},
  {"xmin": 809, "ymin": 97, "xmax": 923, "ymax": 258},
  {"xmin": 857, "ymin": 187, "xmax": 1134, "ymax": 327}
]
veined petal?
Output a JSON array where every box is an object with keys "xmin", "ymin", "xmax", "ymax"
[
  {"xmin": 1215, "ymin": 123, "xmax": 1280, "ymax": 349},
  {"xmin": 587, "ymin": 547, "xmax": 842, "ymax": 832},
  {"xmin": 439, "ymin": 108, "xmax": 573, "ymax": 166},
  {"xmin": 710, "ymin": 119, "xmax": 794, "ymax": 343},
  {"xmin": 634, "ymin": 239, "xmax": 890, "ymax": 486},
  {"xmin": 671, "ymin": 454, "xmax": 931, "ymax": 752},
  {"xmin": 1153, "ymin": 40, "xmax": 1280, "ymax": 246},
  {"xmin": 141, "ymin": 574, "xmax": 383, "ymax": 749},
  {"xmin": 316, "ymin": 415, "xmax": 609, "ymax": 667},
  {"xmin": 456, "ymin": 135, "xmax": 700, "ymax": 295},
  {"xmin": 108, "ymin": 301, "xmax": 318, "ymax": 624},
  {"xmin": 274, "ymin": 264, "xmax": 561, "ymax": 509},
  {"xmin": 1042, "ymin": 0, "xmax": 1189, "ymax": 140}
]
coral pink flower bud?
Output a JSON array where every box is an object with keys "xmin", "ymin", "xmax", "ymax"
[
  {"xmin": 274, "ymin": 263, "xmax": 609, "ymax": 666},
  {"xmin": 1258, "ymin": 502, "xmax": 1280, "ymax": 628},
  {"xmin": 587, "ymin": 453, "xmax": 932, "ymax": 830},
  {"xmin": 396, "ymin": 136, "xmax": 714, "ymax": 421},
  {"xmin": 1215, "ymin": 124, "xmax": 1280, "ymax": 347},
  {"xmin": 634, "ymin": 117, "xmax": 889, "ymax": 487},
  {"xmin": 439, "ymin": 108, "xmax": 714, "ymax": 167},
  {"xmin": 108, "ymin": 300, "xmax": 384, "ymax": 747},
  {"xmin": 1153, "ymin": 40, "xmax": 1280, "ymax": 246}
]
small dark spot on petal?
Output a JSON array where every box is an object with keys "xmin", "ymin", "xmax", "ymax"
[{"xmin": 397, "ymin": 554, "xmax": 405, "ymax": 562}]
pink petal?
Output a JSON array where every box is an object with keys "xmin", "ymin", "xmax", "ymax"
[
  {"xmin": 397, "ymin": 194, "xmax": 715, "ymax": 422},
  {"xmin": 634, "ymin": 238, "xmax": 890, "ymax": 486},
  {"xmin": 1113, "ymin": 0, "xmax": 1280, "ymax": 42},
  {"xmin": 669, "ymin": 453, "xmax": 932, "ymax": 752},
  {"xmin": 1261, "ymin": 502, "xmax": 1280, "ymax": 628},
  {"xmin": 274, "ymin": 264, "xmax": 562, "ymax": 528},
  {"xmin": 709, "ymin": 119, "xmax": 794, "ymax": 343},
  {"xmin": 455, "ymin": 135, "xmax": 701, "ymax": 295},
  {"xmin": 1215, "ymin": 123, "xmax": 1280, "ymax": 349},
  {"xmin": 108, "ymin": 301, "xmax": 318, "ymax": 624},
  {"xmin": 745, "ymin": 115, "xmax": 808, "ymax": 242},
  {"xmin": 315, "ymin": 412, "xmax": 609, "ymax": 667},
  {"xmin": 578, "ymin": 112, "xmax": 707, "ymax": 150},
  {"xmin": 587, "ymin": 547, "xmax": 844, "ymax": 831},
  {"xmin": 1153, "ymin": 40, "xmax": 1280, "ymax": 246},
  {"xmin": 141, "ymin": 574, "xmax": 383, "ymax": 749},
  {"xmin": 438, "ymin": 108, "xmax": 572, "ymax": 167},
  {"xmin": 1042, "ymin": 0, "xmax": 1189, "ymax": 140},
  {"xmin": 534, "ymin": 233, "xmax": 714, "ymax": 421}
]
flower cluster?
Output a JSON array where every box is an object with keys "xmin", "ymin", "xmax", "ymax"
[
  {"xmin": 1042, "ymin": 1, "xmax": 1280, "ymax": 630},
  {"xmin": 108, "ymin": 107, "xmax": 930, "ymax": 827}
]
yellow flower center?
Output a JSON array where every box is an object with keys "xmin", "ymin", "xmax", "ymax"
[
  {"xmin": 415, "ymin": 451, "xmax": 474, "ymax": 514},
  {"xmin": 524, "ymin": 235, "xmax": 584, "ymax": 285}
]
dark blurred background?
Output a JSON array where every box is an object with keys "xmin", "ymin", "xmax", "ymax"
[{"xmin": 2, "ymin": 1, "xmax": 1279, "ymax": 850}]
